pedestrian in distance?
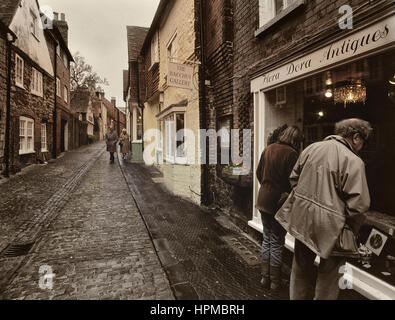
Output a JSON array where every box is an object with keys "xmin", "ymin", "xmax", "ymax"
[
  {"xmin": 119, "ymin": 128, "xmax": 130, "ymax": 160},
  {"xmin": 275, "ymin": 118, "xmax": 372, "ymax": 300},
  {"xmin": 256, "ymin": 125, "xmax": 303, "ymax": 292},
  {"xmin": 105, "ymin": 124, "xmax": 118, "ymax": 164}
]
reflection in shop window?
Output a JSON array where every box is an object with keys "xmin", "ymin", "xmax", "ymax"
[{"xmin": 269, "ymin": 49, "xmax": 395, "ymax": 216}]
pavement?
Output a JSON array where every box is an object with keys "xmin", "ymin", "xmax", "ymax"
[{"xmin": 0, "ymin": 141, "xmax": 363, "ymax": 300}]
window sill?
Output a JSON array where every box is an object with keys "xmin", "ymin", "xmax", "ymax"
[
  {"xmin": 255, "ymin": 0, "xmax": 305, "ymax": 38},
  {"xmin": 31, "ymin": 91, "xmax": 43, "ymax": 97},
  {"xmin": 19, "ymin": 150, "xmax": 35, "ymax": 155},
  {"xmin": 16, "ymin": 82, "xmax": 25, "ymax": 90},
  {"xmin": 41, "ymin": 149, "xmax": 48, "ymax": 153}
]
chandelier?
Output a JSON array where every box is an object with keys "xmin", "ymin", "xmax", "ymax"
[{"xmin": 334, "ymin": 80, "xmax": 366, "ymax": 108}]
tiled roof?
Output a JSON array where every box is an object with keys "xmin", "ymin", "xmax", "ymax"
[
  {"xmin": 0, "ymin": 0, "xmax": 21, "ymax": 26},
  {"xmin": 70, "ymin": 90, "xmax": 91, "ymax": 113},
  {"xmin": 127, "ymin": 26, "xmax": 149, "ymax": 62}
]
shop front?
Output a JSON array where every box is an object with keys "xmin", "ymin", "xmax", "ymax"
[{"xmin": 250, "ymin": 13, "xmax": 395, "ymax": 299}]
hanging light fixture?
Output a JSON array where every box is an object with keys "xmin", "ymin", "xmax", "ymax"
[
  {"xmin": 325, "ymin": 88, "xmax": 333, "ymax": 98},
  {"xmin": 389, "ymin": 74, "xmax": 395, "ymax": 85},
  {"xmin": 334, "ymin": 80, "xmax": 366, "ymax": 108}
]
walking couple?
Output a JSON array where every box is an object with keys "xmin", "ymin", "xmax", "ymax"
[
  {"xmin": 256, "ymin": 118, "xmax": 372, "ymax": 300},
  {"xmin": 105, "ymin": 124, "xmax": 130, "ymax": 164}
]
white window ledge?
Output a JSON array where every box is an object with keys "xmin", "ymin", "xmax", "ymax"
[
  {"xmin": 19, "ymin": 150, "xmax": 35, "ymax": 155},
  {"xmin": 255, "ymin": 0, "xmax": 305, "ymax": 38},
  {"xmin": 16, "ymin": 82, "xmax": 25, "ymax": 90}
]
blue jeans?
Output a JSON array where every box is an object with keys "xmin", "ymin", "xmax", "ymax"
[{"xmin": 260, "ymin": 211, "xmax": 286, "ymax": 267}]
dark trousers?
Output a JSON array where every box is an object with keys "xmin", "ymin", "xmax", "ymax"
[
  {"xmin": 290, "ymin": 239, "xmax": 346, "ymax": 300},
  {"xmin": 110, "ymin": 152, "xmax": 114, "ymax": 161},
  {"xmin": 260, "ymin": 211, "xmax": 287, "ymax": 267}
]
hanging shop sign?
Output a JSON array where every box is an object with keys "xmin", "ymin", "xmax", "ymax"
[
  {"xmin": 251, "ymin": 15, "xmax": 395, "ymax": 92},
  {"xmin": 168, "ymin": 62, "xmax": 194, "ymax": 90}
]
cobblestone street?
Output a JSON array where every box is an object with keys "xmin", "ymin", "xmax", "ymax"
[{"xmin": 0, "ymin": 142, "xmax": 173, "ymax": 300}]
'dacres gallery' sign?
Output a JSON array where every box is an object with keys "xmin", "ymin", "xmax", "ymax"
[
  {"xmin": 168, "ymin": 62, "xmax": 194, "ymax": 90},
  {"xmin": 251, "ymin": 15, "xmax": 395, "ymax": 92}
]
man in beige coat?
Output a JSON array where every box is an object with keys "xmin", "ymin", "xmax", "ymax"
[{"xmin": 275, "ymin": 118, "xmax": 372, "ymax": 300}]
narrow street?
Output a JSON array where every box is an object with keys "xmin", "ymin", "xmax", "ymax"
[{"xmin": 0, "ymin": 142, "xmax": 173, "ymax": 300}]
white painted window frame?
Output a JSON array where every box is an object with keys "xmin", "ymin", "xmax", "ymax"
[
  {"xmin": 41, "ymin": 123, "xmax": 47, "ymax": 152},
  {"xmin": 56, "ymin": 77, "xmax": 61, "ymax": 97},
  {"xmin": 64, "ymin": 86, "xmax": 68, "ymax": 103},
  {"xmin": 259, "ymin": 0, "xmax": 300, "ymax": 28},
  {"xmin": 167, "ymin": 31, "xmax": 178, "ymax": 63},
  {"xmin": 163, "ymin": 112, "xmax": 186, "ymax": 165},
  {"xmin": 30, "ymin": 10, "xmax": 38, "ymax": 39},
  {"xmin": 15, "ymin": 54, "xmax": 24, "ymax": 89},
  {"xmin": 19, "ymin": 116, "xmax": 35, "ymax": 155},
  {"xmin": 31, "ymin": 67, "xmax": 43, "ymax": 97}
]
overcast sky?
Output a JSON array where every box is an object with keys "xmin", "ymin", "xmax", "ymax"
[{"xmin": 41, "ymin": 0, "xmax": 160, "ymax": 109}]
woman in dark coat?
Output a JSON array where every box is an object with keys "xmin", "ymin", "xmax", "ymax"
[
  {"xmin": 105, "ymin": 124, "xmax": 118, "ymax": 164},
  {"xmin": 256, "ymin": 125, "xmax": 303, "ymax": 292}
]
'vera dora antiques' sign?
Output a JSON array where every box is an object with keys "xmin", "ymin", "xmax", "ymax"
[
  {"xmin": 168, "ymin": 62, "xmax": 194, "ymax": 90},
  {"xmin": 251, "ymin": 15, "xmax": 395, "ymax": 92}
]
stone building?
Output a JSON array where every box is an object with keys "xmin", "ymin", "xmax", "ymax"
[
  {"xmin": 128, "ymin": 0, "xmax": 206, "ymax": 204},
  {"xmin": 45, "ymin": 12, "xmax": 74, "ymax": 155},
  {"xmin": 0, "ymin": 0, "xmax": 56, "ymax": 174}
]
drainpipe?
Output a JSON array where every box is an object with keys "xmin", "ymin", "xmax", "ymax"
[
  {"xmin": 3, "ymin": 30, "xmax": 17, "ymax": 178},
  {"xmin": 199, "ymin": 0, "xmax": 209, "ymax": 205},
  {"xmin": 52, "ymin": 41, "xmax": 58, "ymax": 159}
]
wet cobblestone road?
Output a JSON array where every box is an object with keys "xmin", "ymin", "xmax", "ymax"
[{"xmin": 0, "ymin": 142, "xmax": 173, "ymax": 300}]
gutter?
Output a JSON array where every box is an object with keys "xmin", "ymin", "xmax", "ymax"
[{"xmin": 3, "ymin": 26, "xmax": 17, "ymax": 178}]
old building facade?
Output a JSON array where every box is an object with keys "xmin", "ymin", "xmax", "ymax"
[
  {"xmin": 0, "ymin": 0, "xmax": 55, "ymax": 174},
  {"xmin": 45, "ymin": 13, "xmax": 74, "ymax": 155}
]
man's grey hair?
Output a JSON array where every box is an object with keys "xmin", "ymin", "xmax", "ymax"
[{"xmin": 335, "ymin": 118, "xmax": 373, "ymax": 141}]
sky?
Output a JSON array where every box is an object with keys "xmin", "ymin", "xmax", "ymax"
[{"xmin": 41, "ymin": 0, "xmax": 160, "ymax": 109}]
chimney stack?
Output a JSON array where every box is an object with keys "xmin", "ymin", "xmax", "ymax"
[
  {"xmin": 111, "ymin": 97, "xmax": 116, "ymax": 108},
  {"xmin": 54, "ymin": 13, "xmax": 69, "ymax": 46}
]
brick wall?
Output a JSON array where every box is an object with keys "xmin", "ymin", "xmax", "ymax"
[{"xmin": 205, "ymin": 0, "xmax": 393, "ymax": 233}]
